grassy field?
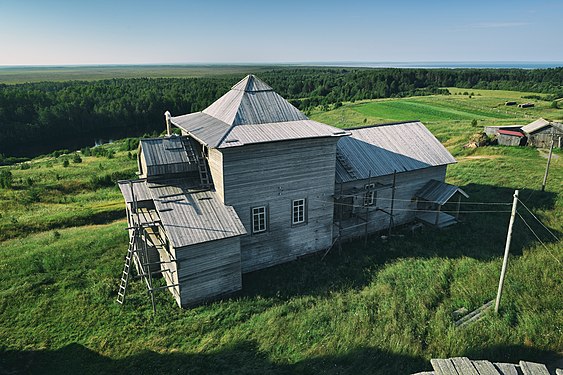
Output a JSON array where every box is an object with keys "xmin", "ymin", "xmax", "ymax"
[
  {"xmin": 0, "ymin": 65, "xmax": 280, "ymax": 84},
  {"xmin": 310, "ymin": 88, "xmax": 563, "ymax": 154},
  {"xmin": 0, "ymin": 90, "xmax": 562, "ymax": 374}
]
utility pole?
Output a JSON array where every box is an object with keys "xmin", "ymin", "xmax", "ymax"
[
  {"xmin": 541, "ymin": 135, "xmax": 555, "ymax": 192},
  {"xmin": 495, "ymin": 190, "xmax": 519, "ymax": 313}
]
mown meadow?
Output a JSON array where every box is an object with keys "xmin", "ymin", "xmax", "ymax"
[{"xmin": 0, "ymin": 89, "xmax": 561, "ymax": 374}]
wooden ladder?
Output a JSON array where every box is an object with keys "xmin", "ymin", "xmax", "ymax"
[
  {"xmin": 116, "ymin": 228, "xmax": 138, "ymax": 305},
  {"xmin": 197, "ymin": 151, "xmax": 211, "ymax": 189}
]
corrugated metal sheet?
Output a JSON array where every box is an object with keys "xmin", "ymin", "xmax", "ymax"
[
  {"xmin": 141, "ymin": 136, "xmax": 188, "ymax": 165},
  {"xmin": 118, "ymin": 180, "xmax": 152, "ymax": 204},
  {"xmin": 170, "ymin": 112, "xmax": 231, "ymax": 147},
  {"xmin": 219, "ymin": 120, "xmax": 348, "ymax": 148},
  {"xmin": 231, "ymin": 74, "xmax": 273, "ymax": 92},
  {"xmin": 498, "ymin": 129, "xmax": 525, "ymax": 137},
  {"xmin": 147, "ymin": 180, "xmax": 246, "ymax": 248},
  {"xmin": 170, "ymin": 74, "xmax": 346, "ymax": 149},
  {"xmin": 415, "ymin": 179, "xmax": 468, "ymax": 205},
  {"xmin": 336, "ymin": 121, "xmax": 457, "ymax": 182},
  {"xmin": 522, "ymin": 118, "xmax": 550, "ymax": 134}
]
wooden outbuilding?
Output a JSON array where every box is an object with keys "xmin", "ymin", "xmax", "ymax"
[
  {"xmin": 117, "ymin": 75, "xmax": 466, "ymax": 308},
  {"xmin": 522, "ymin": 118, "xmax": 563, "ymax": 148},
  {"xmin": 497, "ymin": 129, "xmax": 527, "ymax": 146}
]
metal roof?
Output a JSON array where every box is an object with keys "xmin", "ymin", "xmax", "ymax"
[
  {"xmin": 147, "ymin": 180, "xmax": 246, "ymax": 248},
  {"xmin": 498, "ymin": 129, "xmax": 525, "ymax": 137},
  {"xmin": 415, "ymin": 179, "xmax": 468, "ymax": 205},
  {"xmin": 118, "ymin": 179, "xmax": 152, "ymax": 204},
  {"xmin": 170, "ymin": 75, "xmax": 347, "ymax": 148},
  {"xmin": 140, "ymin": 136, "xmax": 193, "ymax": 167},
  {"xmin": 521, "ymin": 118, "xmax": 550, "ymax": 134},
  {"xmin": 336, "ymin": 121, "xmax": 457, "ymax": 182}
]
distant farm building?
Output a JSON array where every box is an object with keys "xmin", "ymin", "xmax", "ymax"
[
  {"xmin": 504, "ymin": 101, "xmax": 517, "ymax": 106},
  {"xmin": 484, "ymin": 118, "xmax": 562, "ymax": 148},
  {"xmin": 497, "ymin": 129, "xmax": 527, "ymax": 146},
  {"xmin": 518, "ymin": 102, "xmax": 534, "ymax": 108},
  {"xmin": 117, "ymin": 75, "xmax": 466, "ymax": 308},
  {"xmin": 521, "ymin": 118, "xmax": 563, "ymax": 148}
]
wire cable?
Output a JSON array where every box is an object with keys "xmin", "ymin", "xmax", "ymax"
[
  {"xmin": 517, "ymin": 198, "xmax": 560, "ymax": 241},
  {"xmin": 517, "ymin": 211, "xmax": 561, "ymax": 265}
]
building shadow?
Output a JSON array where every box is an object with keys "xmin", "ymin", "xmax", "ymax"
[{"xmin": 1, "ymin": 341, "xmax": 559, "ymax": 375}]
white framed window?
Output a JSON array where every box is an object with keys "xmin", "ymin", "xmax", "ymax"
[
  {"xmin": 292, "ymin": 199, "xmax": 306, "ymax": 225},
  {"xmin": 252, "ymin": 206, "xmax": 267, "ymax": 234},
  {"xmin": 363, "ymin": 183, "xmax": 376, "ymax": 206}
]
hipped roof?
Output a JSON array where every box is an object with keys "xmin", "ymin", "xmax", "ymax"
[{"xmin": 170, "ymin": 75, "xmax": 348, "ymax": 148}]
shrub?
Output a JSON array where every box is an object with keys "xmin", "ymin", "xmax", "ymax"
[
  {"xmin": 0, "ymin": 170, "xmax": 13, "ymax": 188},
  {"xmin": 72, "ymin": 153, "xmax": 82, "ymax": 163},
  {"xmin": 21, "ymin": 188, "xmax": 42, "ymax": 205},
  {"xmin": 63, "ymin": 159, "xmax": 69, "ymax": 168},
  {"xmin": 471, "ymin": 119, "xmax": 478, "ymax": 127},
  {"xmin": 551, "ymin": 101, "xmax": 559, "ymax": 109},
  {"xmin": 89, "ymin": 171, "xmax": 136, "ymax": 189}
]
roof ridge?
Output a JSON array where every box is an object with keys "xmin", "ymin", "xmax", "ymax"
[
  {"xmin": 346, "ymin": 120, "xmax": 421, "ymax": 130},
  {"xmin": 231, "ymin": 74, "xmax": 273, "ymax": 92}
]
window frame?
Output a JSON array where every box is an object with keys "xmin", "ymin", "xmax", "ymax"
[
  {"xmin": 291, "ymin": 198, "xmax": 307, "ymax": 226},
  {"xmin": 363, "ymin": 183, "xmax": 376, "ymax": 207},
  {"xmin": 251, "ymin": 205, "xmax": 268, "ymax": 234}
]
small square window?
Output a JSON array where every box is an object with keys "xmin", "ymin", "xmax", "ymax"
[
  {"xmin": 363, "ymin": 184, "xmax": 376, "ymax": 206},
  {"xmin": 252, "ymin": 206, "xmax": 267, "ymax": 233},
  {"xmin": 292, "ymin": 199, "xmax": 306, "ymax": 225}
]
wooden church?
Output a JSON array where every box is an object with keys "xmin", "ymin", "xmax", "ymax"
[{"xmin": 117, "ymin": 75, "xmax": 466, "ymax": 308}]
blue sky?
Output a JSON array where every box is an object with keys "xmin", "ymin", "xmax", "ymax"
[{"xmin": 1, "ymin": 0, "xmax": 562, "ymax": 65}]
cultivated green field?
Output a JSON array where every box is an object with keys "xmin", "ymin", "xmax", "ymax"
[
  {"xmin": 310, "ymin": 88, "xmax": 563, "ymax": 152},
  {"xmin": 0, "ymin": 90, "xmax": 562, "ymax": 374}
]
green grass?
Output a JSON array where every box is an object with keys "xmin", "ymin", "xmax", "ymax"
[
  {"xmin": 310, "ymin": 88, "xmax": 563, "ymax": 154},
  {"xmin": 0, "ymin": 92, "xmax": 562, "ymax": 374}
]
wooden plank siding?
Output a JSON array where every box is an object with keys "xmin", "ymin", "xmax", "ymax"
[
  {"xmin": 337, "ymin": 166, "xmax": 447, "ymax": 240},
  {"xmin": 175, "ymin": 236, "xmax": 242, "ymax": 306},
  {"xmin": 208, "ymin": 147, "xmax": 225, "ymax": 201},
  {"xmin": 220, "ymin": 138, "xmax": 339, "ymax": 272}
]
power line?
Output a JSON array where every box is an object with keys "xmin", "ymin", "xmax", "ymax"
[
  {"xmin": 335, "ymin": 194, "xmax": 512, "ymax": 205},
  {"xmin": 517, "ymin": 211, "xmax": 561, "ymax": 265},
  {"xmin": 313, "ymin": 197, "xmax": 512, "ymax": 213},
  {"xmin": 517, "ymin": 198, "xmax": 560, "ymax": 241}
]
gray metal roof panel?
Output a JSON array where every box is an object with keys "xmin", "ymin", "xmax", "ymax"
[
  {"xmin": 219, "ymin": 119, "xmax": 348, "ymax": 148},
  {"xmin": 118, "ymin": 180, "xmax": 152, "ymax": 204},
  {"xmin": 415, "ymin": 179, "xmax": 468, "ymax": 205},
  {"xmin": 231, "ymin": 74, "xmax": 274, "ymax": 92},
  {"xmin": 170, "ymin": 75, "xmax": 342, "ymax": 148},
  {"xmin": 521, "ymin": 118, "xmax": 550, "ymax": 134},
  {"xmin": 336, "ymin": 121, "xmax": 457, "ymax": 182},
  {"xmin": 170, "ymin": 112, "xmax": 231, "ymax": 147},
  {"xmin": 147, "ymin": 180, "xmax": 246, "ymax": 248},
  {"xmin": 140, "ymin": 136, "xmax": 189, "ymax": 166}
]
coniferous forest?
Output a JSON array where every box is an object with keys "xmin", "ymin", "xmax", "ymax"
[{"xmin": 1, "ymin": 67, "xmax": 562, "ymax": 157}]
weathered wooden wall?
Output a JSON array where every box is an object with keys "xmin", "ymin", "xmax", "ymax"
[
  {"xmin": 175, "ymin": 237, "xmax": 242, "ymax": 306},
  {"xmin": 498, "ymin": 134, "xmax": 525, "ymax": 146},
  {"xmin": 208, "ymin": 147, "xmax": 225, "ymax": 201},
  {"xmin": 527, "ymin": 127, "xmax": 557, "ymax": 148},
  {"xmin": 337, "ymin": 166, "xmax": 447, "ymax": 240},
  {"xmin": 219, "ymin": 138, "xmax": 338, "ymax": 273}
]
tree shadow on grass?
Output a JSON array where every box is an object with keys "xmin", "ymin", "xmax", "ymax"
[
  {"xmin": 1, "ymin": 342, "xmax": 559, "ymax": 375},
  {"xmin": 241, "ymin": 183, "xmax": 559, "ymax": 301}
]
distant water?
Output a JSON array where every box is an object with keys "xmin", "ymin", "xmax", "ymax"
[{"xmin": 303, "ymin": 61, "xmax": 563, "ymax": 69}]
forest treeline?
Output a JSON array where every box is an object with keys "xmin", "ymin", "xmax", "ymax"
[{"xmin": 1, "ymin": 67, "xmax": 562, "ymax": 157}]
